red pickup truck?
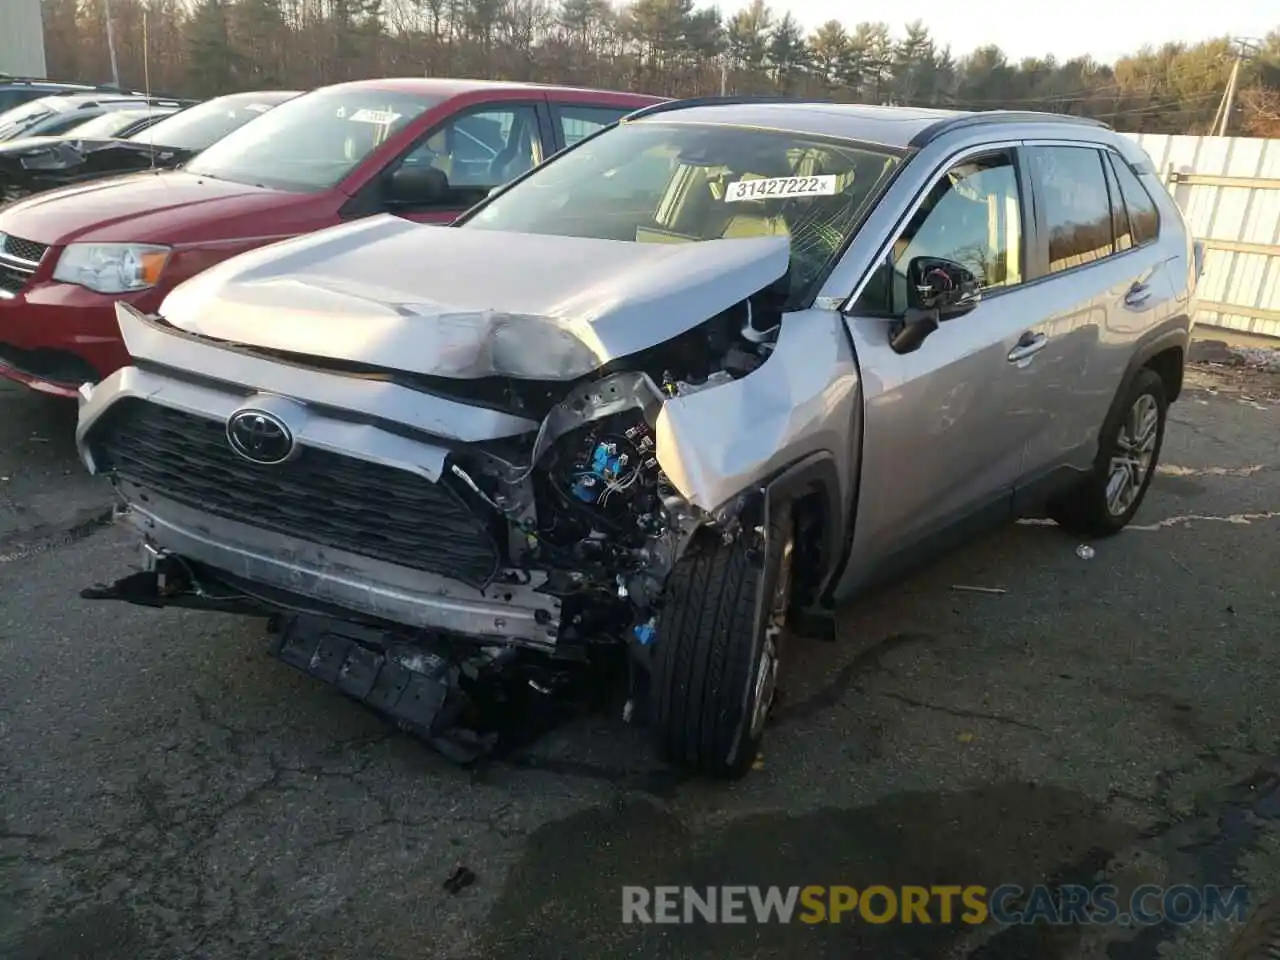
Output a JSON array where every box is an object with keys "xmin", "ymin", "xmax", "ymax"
[{"xmin": 0, "ymin": 78, "xmax": 662, "ymax": 396}]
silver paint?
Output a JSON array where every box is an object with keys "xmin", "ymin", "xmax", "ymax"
[
  {"xmin": 157, "ymin": 213, "xmax": 792, "ymax": 380},
  {"xmin": 113, "ymin": 302, "xmax": 539, "ymax": 443},
  {"xmin": 653, "ymin": 307, "xmax": 860, "ymax": 512},
  {"xmin": 121, "ymin": 486, "xmax": 563, "ymax": 647},
  {"xmin": 79, "ymin": 109, "xmax": 1197, "ymax": 641},
  {"xmin": 78, "ymin": 367, "xmax": 452, "ymax": 484}
]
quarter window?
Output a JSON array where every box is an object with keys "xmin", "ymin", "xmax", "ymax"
[
  {"xmin": 555, "ymin": 105, "xmax": 630, "ymax": 148},
  {"xmin": 1107, "ymin": 153, "xmax": 1160, "ymax": 246},
  {"xmin": 1026, "ymin": 146, "xmax": 1114, "ymax": 273},
  {"xmin": 855, "ymin": 150, "xmax": 1023, "ymax": 316},
  {"xmin": 1101, "ymin": 155, "xmax": 1133, "ymax": 252}
]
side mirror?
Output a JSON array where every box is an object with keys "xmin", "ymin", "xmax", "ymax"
[
  {"xmin": 385, "ymin": 165, "xmax": 448, "ymax": 208},
  {"xmin": 889, "ymin": 257, "xmax": 982, "ymax": 355},
  {"xmin": 907, "ymin": 256, "xmax": 982, "ymax": 319}
]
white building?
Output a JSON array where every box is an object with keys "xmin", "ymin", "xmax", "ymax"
[{"xmin": 0, "ymin": 0, "xmax": 48, "ymax": 78}]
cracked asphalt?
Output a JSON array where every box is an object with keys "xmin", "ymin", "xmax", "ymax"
[{"xmin": 1, "ymin": 358, "xmax": 1279, "ymax": 960}]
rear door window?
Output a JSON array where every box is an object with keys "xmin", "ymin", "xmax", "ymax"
[
  {"xmin": 553, "ymin": 104, "xmax": 632, "ymax": 149},
  {"xmin": 1025, "ymin": 145, "xmax": 1114, "ymax": 274}
]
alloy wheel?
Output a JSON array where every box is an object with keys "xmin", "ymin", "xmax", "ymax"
[
  {"xmin": 750, "ymin": 527, "xmax": 794, "ymax": 738},
  {"xmin": 1105, "ymin": 393, "xmax": 1160, "ymax": 517}
]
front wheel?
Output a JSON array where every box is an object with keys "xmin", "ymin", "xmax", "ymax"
[
  {"xmin": 649, "ymin": 502, "xmax": 794, "ymax": 779},
  {"xmin": 1048, "ymin": 367, "xmax": 1168, "ymax": 537}
]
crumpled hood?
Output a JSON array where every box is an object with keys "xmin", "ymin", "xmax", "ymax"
[
  {"xmin": 0, "ymin": 136, "xmax": 170, "ymax": 171},
  {"xmin": 158, "ymin": 213, "xmax": 792, "ymax": 380}
]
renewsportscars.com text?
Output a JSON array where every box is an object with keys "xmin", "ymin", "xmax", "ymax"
[{"xmin": 621, "ymin": 884, "xmax": 1249, "ymax": 926}]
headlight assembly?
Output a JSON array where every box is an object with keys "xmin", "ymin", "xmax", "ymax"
[
  {"xmin": 52, "ymin": 243, "xmax": 171, "ymax": 294},
  {"xmin": 487, "ymin": 317, "xmax": 600, "ymax": 380}
]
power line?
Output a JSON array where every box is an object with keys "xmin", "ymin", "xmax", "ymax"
[
  {"xmin": 1211, "ymin": 38, "xmax": 1262, "ymax": 135},
  {"xmin": 940, "ymin": 61, "xmax": 1242, "ymax": 108}
]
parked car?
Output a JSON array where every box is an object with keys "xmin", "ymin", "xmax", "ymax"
[
  {"xmin": 0, "ymin": 93, "xmax": 193, "ymax": 142},
  {"xmin": 0, "ymin": 91, "xmax": 298, "ymax": 205},
  {"xmin": 58, "ymin": 106, "xmax": 180, "ymax": 139},
  {"xmin": 0, "ymin": 78, "xmax": 662, "ymax": 395},
  {"xmin": 75, "ymin": 100, "xmax": 1201, "ymax": 777},
  {"xmin": 0, "ymin": 75, "xmax": 156, "ymax": 114}
]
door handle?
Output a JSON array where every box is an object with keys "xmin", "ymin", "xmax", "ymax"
[
  {"xmin": 1008, "ymin": 332, "xmax": 1048, "ymax": 363},
  {"xmin": 1125, "ymin": 282, "xmax": 1152, "ymax": 307}
]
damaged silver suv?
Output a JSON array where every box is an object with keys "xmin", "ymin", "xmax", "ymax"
[{"xmin": 75, "ymin": 98, "xmax": 1200, "ymax": 777}]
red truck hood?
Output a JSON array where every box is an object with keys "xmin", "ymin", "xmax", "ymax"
[{"xmin": 0, "ymin": 169, "xmax": 321, "ymax": 246}]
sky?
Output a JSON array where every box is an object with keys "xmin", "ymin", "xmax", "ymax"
[{"xmin": 778, "ymin": 0, "xmax": 1277, "ymax": 66}]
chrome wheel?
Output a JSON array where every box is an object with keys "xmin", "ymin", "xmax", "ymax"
[
  {"xmin": 750, "ymin": 527, "xmax": 794, "ymax": 738},
  {"xmin": 1106, "ymin": 393, "xmax": 1160, "ymax": 517}
]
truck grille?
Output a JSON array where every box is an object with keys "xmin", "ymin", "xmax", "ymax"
[
  {"xmin": 88, "ymin": 400, "xmax": 502, "ymax": 585},
  {"xmin": 0, "ymin": 234, "xmax": 46, "ymax": 296}
]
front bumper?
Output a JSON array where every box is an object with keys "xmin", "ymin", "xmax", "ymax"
[
  {"xmin": 0, "ymin": 275, "xmax": 155, "ymax": 395},
  {"xmin": 118, "ymin": 485, "xmax": 562, "ymax": 646},
  {"xmin": 78, "ymin": 307, "xmax": 562, "ymax": 647}
]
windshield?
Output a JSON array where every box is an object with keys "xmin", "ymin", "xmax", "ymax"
[
  {"xmin": 462, "ymin": 120, "xmax": 903, "ymax": 306},
  {"xmin": 66, "ymin": 110, "xmax": 160, "ymax": 139},
  {"xmin": 0, "ymin": 96, "xmax": 72, "ymax": 140},
  {"xmin": 185, "ymin": 87, "xmax": 439, "ymax": 192},
  {"xmin": 130, "ymin": 93, "xmax": 293, "ymax": 152}
]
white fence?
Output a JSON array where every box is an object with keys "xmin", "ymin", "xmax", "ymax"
[{"xmin": 1122, "ymin": 132, "xmax": 1280, "ymax": 341}]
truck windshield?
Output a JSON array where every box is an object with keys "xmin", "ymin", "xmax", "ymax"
[
  {"xmin": 461, "ymin": 119, "xmax": 903, "ymax": 307},
  {"xmin": 184, "ymin": 88, "xmax": 439, "ymax": 193}
]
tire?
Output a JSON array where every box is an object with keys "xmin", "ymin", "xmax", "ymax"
[
  {"xmin": 1048, "ymin": 367, "xmax": 1168, "ymax": 537},
  {"xmin": 650, "ymin": 501, "xmax": 794, "ymax": 779}
]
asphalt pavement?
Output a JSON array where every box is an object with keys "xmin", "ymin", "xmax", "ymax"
[{"xmin": 1, "ymin": 357, "xmax": 1278, "ymax": 960}]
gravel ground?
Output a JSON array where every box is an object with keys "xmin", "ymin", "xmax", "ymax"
[{"xmin": 1, "ymin": 360, "xmax": 1278, "ymax": 960}]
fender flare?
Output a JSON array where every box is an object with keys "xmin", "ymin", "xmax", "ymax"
[
  {"xmin": 1120, "ymin": 315, "xmax": 1190, "ymax": 403},
  {"xmin": 760, "ymin": 450, "xmax": 845, "ymax": 598}
]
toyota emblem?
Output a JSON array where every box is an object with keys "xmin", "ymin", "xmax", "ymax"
[{"xmin": 226, "ymin": 408, "xmax": 295, "ymax": 465}]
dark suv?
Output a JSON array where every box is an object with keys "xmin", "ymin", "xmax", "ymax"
[
  {"xmin": 0, "ymin": 76, "xmax": 154, "ymax": 114},
  {"xmin": 0, "ymin": 93, "xmax": 193, "ymax": 142}
]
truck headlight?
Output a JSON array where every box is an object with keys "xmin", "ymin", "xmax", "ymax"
[{"xmin": 53, "ymin": 243, "xmax": 171, "ymax": 294}]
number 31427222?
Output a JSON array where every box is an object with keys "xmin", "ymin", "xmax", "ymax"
[{"xmin": 725, "ymin": 174, "xmax": 837, "ymax": 203}]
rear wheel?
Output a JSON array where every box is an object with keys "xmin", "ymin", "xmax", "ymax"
[
  {"xmin": 649, "ymin": 501, "xmax": 794, "ymax": 778},
  {"xmin": 1048, "ymin": 368, "xmax": 1167, "ymax": 537}
]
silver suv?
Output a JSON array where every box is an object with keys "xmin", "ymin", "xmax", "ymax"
[{"xmin": 75, "ymin": 99, "xmax": 1200, "ymax": 777}]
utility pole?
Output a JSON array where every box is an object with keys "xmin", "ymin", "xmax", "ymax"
[
  {"xmin": 1212, "ymin": 38, "xmax": 1261, "ymax": 137},
  {"xmin": 103, "ymin": 0, "xmax": 121, "ymax": 88}
]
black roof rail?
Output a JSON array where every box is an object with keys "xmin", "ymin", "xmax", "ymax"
[
  {"xmin": 624, "ymin": 95, "xmax": 834, "ymax": 122},
  {"xmin": 909, "ymin": 109, "xmax": 1112, "ymax": 148}
]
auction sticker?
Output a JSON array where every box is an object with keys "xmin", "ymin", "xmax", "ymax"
[
  {"xmin": 726, "ymin": 174, "xmax": 837, "ymax": 202},
  {"xmin": 349, "ymin": 109, "xmax": 402, "ymax": 125}
]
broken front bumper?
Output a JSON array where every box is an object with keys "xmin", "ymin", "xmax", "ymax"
[
  {"xmin": 75, "ymin": 315, "xmax": 563, "ymax": 648},
  {"xmin": 113, "ymin": 487, "xmax": 562, "ymax": 645}
]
